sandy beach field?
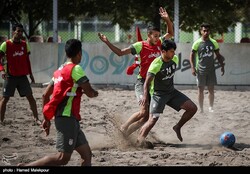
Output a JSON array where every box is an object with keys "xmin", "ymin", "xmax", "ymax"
[{"xmin": 0, "ymin": 86, "xmax": 250, "ymax": 168}]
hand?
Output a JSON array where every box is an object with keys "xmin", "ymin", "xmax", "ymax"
[
  {"xmin": 1, "ymin": 71, "xmax": 6, "ymax": 80},
  {"xmin": 139, "ymin": 96, "xmax": 148, "ymax": 107},
  {"xmin": 159, "ymin": 7, "xmax": 169, "ymax": 20},
  {"xmin": 191, "ymin": 67, "xmax": 196, "ymax": 76},
  {"xmin": 98, "ymin": 33, "xmax": 108, "ymax": 43},
  {"xmin": 219, "ymin": 56, "xmax": 225, "ymax": 76},
  {"xmin": 126, "ymin": 64, "xmax": 138, "ymax": 75},
  {"xmin": 41, "ymin": 119, "xmax": 51, "ymax": 136},
  {"xmin": 29, "ymin": 74, "xmax": 35, "ymax": 83},
  {"xmin": 221, "ymin": 66, "xmax": 225, "ymax": 76}
]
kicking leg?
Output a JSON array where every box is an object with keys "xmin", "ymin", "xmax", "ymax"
[{"xmin": 173, "ymin": 100, "xmax": 197, "ymax": 142}]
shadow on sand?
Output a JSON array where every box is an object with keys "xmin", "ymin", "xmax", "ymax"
[{"xmin": 152, "ymin": 141, "xmax": 250, "ymax": 151}]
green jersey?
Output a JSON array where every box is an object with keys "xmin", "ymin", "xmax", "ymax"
[
  {"xmin": 147, "ymin": 55, "xmax": 179, "ymax": 95},
  {"xmin": 192, "ymin": 37, "xmax": 219, "ymax": 73}
]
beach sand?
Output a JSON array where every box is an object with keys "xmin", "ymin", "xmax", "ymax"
[{"xmin": 0, "ymin": 86, "xmax": 250, "ymax": 166}]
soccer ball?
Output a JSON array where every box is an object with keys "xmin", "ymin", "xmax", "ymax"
[{"xmin": 220, "ymin": 132, "xmax": 236, "ymax": 147}]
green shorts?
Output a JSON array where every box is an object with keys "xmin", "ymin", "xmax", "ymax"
[
  {"xmin": 150, "ymin": 89, "xmax": 190, "ymax": 114},
  {"xmin": 2, "ymin": 75, "xmax": 32, "ymax": 97},
  {"xmin": 55, "ymin": 117, "xmax": 88, "ymax": 153}
]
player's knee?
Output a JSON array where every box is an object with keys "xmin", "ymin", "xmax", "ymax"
[
  {"xmin": 57, "ymin": 154, "xmax": 71, "ymax": 165},
  {"xmin": 189, "ymin": 103, "xmax": 198, "ymax": 115},
  {"xmin": 59, "ymin": 157, "xmax": 70, "ymax": 165},
  {"xmin": 138, "ymin": 116, "xmax": 148, "ymax": 125},
  {"xmin": 139, "ymin": 109, "xmax": 149, "ymax": 117},
  {"xmin": 184, "ymin": 100, "xmax": 198, "ymax": 114},
  {"xmin": 152, "ymin": 113, "xmax": 160, "ymax": 119},
  {"xmin": 1, "ymin": 97, "xmax": 9, "ymax": 103}
]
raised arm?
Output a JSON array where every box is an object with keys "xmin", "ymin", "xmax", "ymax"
[
  {"xmin": 159, "ymin": 7, "xmax": 174, "ymax": 40},
  {"xmin": 98, "ymin": 32, "xmax": 131, "ymax": 56}
]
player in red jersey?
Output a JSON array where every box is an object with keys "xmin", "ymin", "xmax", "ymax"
[
  {"xmin": 18, "ymin": 39, "xmax": 98, "ymax": 166},
  {"xmin": 0, "ymin": 23, "xmax": 40, "ymax": 125},
  {"xmin": 98, "ymin": 7, "xmax": 174, "ymax": 146}
]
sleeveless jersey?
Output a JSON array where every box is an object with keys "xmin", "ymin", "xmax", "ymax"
[
  {"xmin": 1, "ymin": 40, "xmax": 31, "ymax": 76},
  {"xmin": 43, "ymin": 63, "xmax": 84, "ymax": 121},
  {"xmin": 133, "ymin": 40, "xmax": 162, "ymax": 79}
]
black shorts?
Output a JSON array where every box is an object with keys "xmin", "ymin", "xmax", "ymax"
[
  {"xmin": 55, "ymin": 117, "xmax": 88, "ymax": 153},
  {"xmin": 2, "ymin": 75, "xmax": 32, "ymax": 97},
  {"xmin": 196, "ymin": 70, "xmax": 217, "ymax": 86},
  {"xmin": 150, "ymin": 89, "xmax": 190, "ymax": 114}
]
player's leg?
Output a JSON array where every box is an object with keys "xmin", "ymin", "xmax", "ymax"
[
  {"xmin": 207, "ymin": 71, "xmax": 217, "ymax": 112},
  {"xmin": 170, "ymin": 90, "xmax": 197, "ymax": 142},
  {"xmin": 120, "ymin": 78, "xmax": 148, "ymax": 136},
  {"xmin": 17, "ymin": 76, "xmax": 40, "ymax": 123},
  {"xmin": 207, "ymin": 85, "xmax": 214, "ymax": 112},
  {"xmin": 0, "ymin": 96, "xmax": 10, "ymax": 123},
  {"xmin": 75, "ymin": 128, "xmax": 92, "ymax": 166},
  {"xmin": 0, "ymin": 78, "xmax": 16, "ymax": 123}
]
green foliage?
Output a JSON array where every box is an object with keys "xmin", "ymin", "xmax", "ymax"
[
  {"xmin": 0, "ymin": 0, "xmax": 22, "ymax": 23},
  {"xmin": 178, "ymin": 0, "xmax": 242, "ymax": 34},
  {"xmin": 0, "ymin": 0, "xmax": 249, "ymax": 37},
  {"xmin": 0, "ymin": 0, "xmax": 52, "ymax": 38}
]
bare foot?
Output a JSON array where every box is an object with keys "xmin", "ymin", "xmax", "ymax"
[
  {"xmin": 120, "ymin": 125, "xmax": 126, "ymax": 132},
  {"xmin": 173, "ymin": 125, "xmax": 183, "ymax": 142},
  {"xmin": 119, "ymin": 126, "xmax": 128, "ymax": 138},
  {"xmin": 17, "ymin": 163, "xmax": 25, "ymax": 166},
  {"xmin": 135, "ymin": 139, "xmax": 154, "ymax": 149}
]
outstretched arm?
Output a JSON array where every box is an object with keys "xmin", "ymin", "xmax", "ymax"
[
  {"xmin": 159, "ymin": 7, "xmax": 174, "ymax": 40},
  {"xmin": 79, "ymin": 81, "xmax": 98, "ymax": 98},
  {"xmin": 98, "ymin": 33, "xmax": 131, "ymax": 56}
]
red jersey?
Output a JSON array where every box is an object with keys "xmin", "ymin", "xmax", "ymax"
[
  {"xmin": 0, "ymin": 40, "xmax": 32, "ymax": 76},
  {"xmin": 43, "ymin": 63, "xmax": 84, "ymax": 121},
  {"xmin": 138, "ymin": 40, "xmax": 162, "ymax": 79}
]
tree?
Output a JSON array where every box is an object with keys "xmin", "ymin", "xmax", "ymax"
[
  {"xmin": 21, "ymin": 0, "xmax": 53, "ymax": 38},
  {"xmin": 0, "ymin": 0, "xmax": 249, "ymax": 38},
  {"xmin": 0, "ymin": 0, "xmax": 22, "ymax": 24},
  {"xmin": 92, "ymin": 0, "xmax": 248, "ymax": 34},
  {"xmin": 92, "ymin": 0, "xmax": 168, "ymax": 31},
  {"xmin": 0, "ymin": 0, "xmax": 52, "ymax": 39},
  {"xmin": 178, "ymin": 0, "xmax": 248, "ymax": 34}
]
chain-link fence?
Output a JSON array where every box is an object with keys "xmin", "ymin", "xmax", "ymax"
[{"xmin": 1, "ymin": 19, "xmax": 249, "ymax": 44}]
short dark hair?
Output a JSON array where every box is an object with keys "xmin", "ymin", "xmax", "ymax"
[
  {"xmin": 147, "ymin": 24, "xmax": 160, "ymax": 34},
  {"xmin": 12, "ymin": 23, "xmax": 24, "ymax": 31},
  {"xmin": 200, "ymin": 23, "xmax": 210, "ymax": 29},
  {"xmin": 65, "ymin": 39, "xmax": 82, "ymax": 58},
  {"xmin": 161, "ymin": 39, "xmax": 176, "ymax": 51}
]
